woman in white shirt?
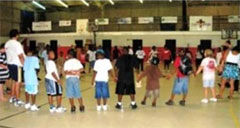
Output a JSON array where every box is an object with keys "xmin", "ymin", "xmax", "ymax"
[{"xmin": 217, "ymin": 46, "xmax": 240, "ymax": 99}]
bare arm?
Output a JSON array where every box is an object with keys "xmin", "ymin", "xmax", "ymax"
[
  {"xmin": 18, "ymin": 53, "xmax": 25, "ymax": 65},
  {"xmin": 52, "ymin": 72, "xmax": 61, "ymax": 85},
  {"xmin": 195, "ymin": 66, "xmax": 203, "ymax": 75},
  {"xmin": 91, "ymin": 71, "xmax": 96, "ymax": 86}
]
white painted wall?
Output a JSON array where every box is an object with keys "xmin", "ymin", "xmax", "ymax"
[{"xmin": 20, "ymin": 31, "xmax": 240, "ymax": 48}]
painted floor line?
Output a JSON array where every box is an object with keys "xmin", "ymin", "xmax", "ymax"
[{"xmin": 229, "ymin": 103, "xmax": 240, "ymax": 128}]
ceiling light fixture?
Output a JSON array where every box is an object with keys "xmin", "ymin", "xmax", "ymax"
[
  {"xmin": 139, "ymin": 0, "xmax": 143, "ymax": 4},
  {"xmin": 81, "ymin": 0, "xmax": 89, "ymax": 6},
  {"xmin": 109, "ymin": 0, "xmax": 114, "ymax": 5},
  {"xmin": 32, "ymin": 0, "xmax": 46, "ymax": 10},
  {"xmin": 56, "ymin": 0, "xmax": 68, "ymax": 8}
]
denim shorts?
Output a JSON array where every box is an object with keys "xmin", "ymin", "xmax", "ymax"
[
  {"xmin": 95, "ymin": 81, "xmax": 110, "ymax": 99},
  {"xmin": 172, "ymin": 77, "xmax": 189, "ymax": 95},
  {"xmin": 203, "ymin": 79, "xmax": 215, "ymax": 88},
  {"xmin": 45, "ymin": 78, "xmax": 62, "ymax": 96},
  {"xmin": 25, "ymin": 84, "xmax": 38, "ymax": 95},
  {"xmin": 90, "ymin": 61, "xmax": 95, "ymax": 68},
  {"xmin": 66, "ymin": 77, "xmax": 81, "ymax": 98}
]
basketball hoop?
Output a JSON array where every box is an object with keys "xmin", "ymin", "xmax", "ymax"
[{"xmin": 221, "ymin": 29, "xmax": 238, "ymax": 40}]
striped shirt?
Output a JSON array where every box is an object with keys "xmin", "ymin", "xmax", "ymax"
[{"xmin": 0, "ymin": 53, "xmax": 9, "ymax": 82}]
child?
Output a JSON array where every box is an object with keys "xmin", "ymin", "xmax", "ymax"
[
  {"xmin": 45, "ymin": 50, "xmax": 66, "ymax": 113},
  {"xmin": 91, "ymin": 49, "xmax": 114, "ymax": 111},
  {"xmin": 165, "ymin": 49, "xmax": 193, "ymax": 106},
  {"xmin": 137, "ymin": 57, "xmax": 169, "ymax": 107},
  {"xmin": 64, "ymin": 50, "xmax": 85, "ymax": 113},
  {"xmin": 196, "ymin": 49, "xmax": 218, "ymax": 103},
  {"xmin": 0, "ymin": 43, "xmax": 9, "ymax": 101},
  {"xmin": 24, "ymin": 51, "xmax": 40, "ymax": 111},
  {"xmin": 57, "ymin": 51, "xmax": 65, "ymax": 78}
]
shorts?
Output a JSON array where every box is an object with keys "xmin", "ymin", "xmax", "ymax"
[
  {"xmin": 66, "ymin": 77, "xmax": 81, "ymax": 98},
  {"xmin": 25, "ymin": 84, "xmax": 38, "ymax": 95},
  {"xmin": 145, "ymin": 89, "xmax": 160, "ymax": 98},
  {"xmin": 95, "ymin": 81, "xmax": 110, "ymax": 99},
  {"xmin": 203, "ymin": 79, "xmax": 215, "ymax": 88},
  {"xmin": 116, "ymin": 82, "xmax": 136, "ymax": 95},
  {"xmin": 172, "ymin": 77, "xmax": 189, "ymax": 95},
  {"xmin": 8, "ymin": 64, "xmax": 22, "ymax": 82},
  {"xmin": 90, "ymin": 61, "xmax": 95, "ymax": 68},
  {"xmin": 45, "ymin": 78, "xmax": 62, "ymax": 96}
]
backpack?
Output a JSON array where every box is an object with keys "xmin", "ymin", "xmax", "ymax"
[{"xmin": 179, "ymin": 56, "xmax": 193, "ymax": 75}]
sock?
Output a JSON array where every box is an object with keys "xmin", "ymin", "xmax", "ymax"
[
  {"xmin": 117, "ymin": 102, "xmax": 122, "ymax": 105},
  {"xmin": 131, "ymin": 101, "xmax": 136, "ymax": 105}
]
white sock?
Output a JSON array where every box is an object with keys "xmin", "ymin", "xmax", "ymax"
[
  {"xmin": 118, "ymin": 102, "xmax": 122, "ymax": 105},
  {"xmin": 131, "ymin": 101, "xmax": 136, "ymax": 105}
]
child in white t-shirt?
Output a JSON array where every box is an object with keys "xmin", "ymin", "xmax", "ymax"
[
  {"xmin": 91, "ymin": 49, "xmax": 115, "ymax": 111},
  {"xmin": 196, "ymin": 49, "xmax": 218, "ymax": 103},
  {"xmin": 64, "ymin": 50, "xmax": 85, "ymax": 113},
  {"xmin": 45, "ymin": 50, "xmax": 66, "ymax": 113}
]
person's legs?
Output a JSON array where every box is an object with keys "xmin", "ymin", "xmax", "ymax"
[
  {"xmin": 117, "ymin": 95, "xmax": 123, "ymax": 103},
  {"xmin": 103, "ymin": 99, "xmax": 107, "ymax": 105},
  {"xmin": 141, "ymin": 59, "xmax": 144, "ymax": 71},
  {"xmin": 130, "ymin": 94, "xmax": 135, "ymax": 102},
  {"xmin": 166, "ymin": 60, "xmax": 170, "ymax": 70},
  {"xmin": 211, "ymin": 88, "xmax": 216, "ymax": 98},
  {"xmin": 97, "ymin": 99, "xmax": 101, "ymax": 105},
  {"xmin": 218, "ymin": 78, "xmax": 227, "ymax": 98},
  {"xmin": 204, "ymin": 88, "xmax": 208, "ymax": 99},
  {"xmin": 48, "ymin": 96, "xmax": 53, "ymax": 106},
  {"xmin": 31, "ymin": 95, "xmax": 36, "ymax": 105},
  {"xmin": 0, "ymin": 84, "xmax": 7, "ymax": 101},
  {"xmin": 77, "ymin": 98, "xmax": 83, "ymax": 106},
  {"xmin": 25, "ymin": 92, "xmax": 30, "ymax": 103},
  {"xmin": 229, "ymin": 79, "xmax": 235, "ymax": 98},
  {"xmin": 15, "ymin": 82, "xmax": 21, "ymax": 100},
  {"xmin": 69, "ymin": 98, "xmax": 74, "ymax": 107},
  {"xmin": 56, "ymin": 95, "xmax": 62, "ymax": 107}
]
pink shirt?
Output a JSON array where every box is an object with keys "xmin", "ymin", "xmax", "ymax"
[{"xmin": 200, "ymin": 57, "xmax": 217, "ymax": 80}]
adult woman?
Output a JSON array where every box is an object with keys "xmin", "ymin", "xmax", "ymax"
[{"xmin": 217, "ymin": 46, "xmax": 240, "ymax": 99}]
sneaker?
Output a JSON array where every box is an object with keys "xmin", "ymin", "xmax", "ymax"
[
  {"xmin": 79, "ymin": 106, "xmax": 85, "ymax": 112},
  {"xmin": 30, "ymin": 105, "xmax": 39, "ymax": 111},
  {"xmin": 201, "ymin": 99, "xmax": 208, "ymax": 103},
  {"xmin": 179, "ymin": 100, "xmax": 186, "ymax": 106},
  {"xmin": 9, "ymin": 97, "xmax": 16, "ymax": 104},
  {"xmin": 49, "ymin": 106, "xmax": 56, "ymax": 113},
  {"xmin": 102, "ymin": 105, "xmax": 108, "ymax": 111},
  {"xmin": 209, "ymin": 98, "xmax": 217, "ymax": 102},
  {"xmin": 115, "ymin": 103, "xmax": 122, "ymax": 110},
  {"xmin": 130, "ymin": 103, "xmax": 138, "ymax": 109},
  {"xmin": 25, "ymin": 103, "xmax": 31, "ymax": 109},
  {"xmin": 96, "ymin": 105, "xmax": 102, "ymax": 111},
  {"xmin": 71, "ymin": 106, "xmax": 76, "ymax": 113},
  {"xmin": 165, "ymin": 100, "xmax": 174, "ymax": 106},
  {"xmin": 14, "ymin": 100, "xmax": 25, "ymax": 107},
  {"xmin": 56, "ymin": 106, "xmax": 67, "ymax": 113}
]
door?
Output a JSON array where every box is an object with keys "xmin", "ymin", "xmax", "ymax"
[
  {"xmin": 200, "ymin": 40, "xmax": 212, "ymax": 51},
  {"xmin": 50, "ymin": 40, "xmax": 58, "ymax": 59},
  {"xmin": 75, "ymin": 40, "xmax": 83, "ymax": 48},
  {"xmin": 102, "ymin": 40, "xmax": 112, "ymax": 59},
  {"xmin": 21, "ymin": 10, "xmax": 34, "ymax": 33},
  {"xmin": 29, "ymin": 40, "xmax": 36, "ymax": 51},
  {"xmin": 132, "ymin": 39, "xmax": 143, "ymax": 55},
  {"xmin": 165, "ymin": 39, "xmax": 176, "ymax": 60}
]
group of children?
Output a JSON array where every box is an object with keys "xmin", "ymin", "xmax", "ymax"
[{"xmin": 1, "ymin": 39, "xmax": 239, "ymax": 114}]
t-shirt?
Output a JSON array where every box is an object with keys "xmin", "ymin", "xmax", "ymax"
[
  {"xmin": 64, "ymin": 58, "xmax": 83, "ymax": 78},
  {"xmin": 41, "ymin": 50, "xmax": 48, "ymax": 65},
  {"xmin": 136, "ymin": 50, "xmax": 145, "ymax": 59},
  {"xmin": 23, "ymin": 56, "xmax": 40, "ymax": 86},
  {"xmin": 45, "ymin": 60, "xmax": 59, "ymax": 81},
  {"xmin": 116, "ymin": 55, "xmax": 138, "ymax": 84},
  {"xmin": 113, "ymin": 49, "xmax": 120, "ymax": 59},
  {"xmin": 129, "ymin": 49, "xmax": 134, "ymax": 55},
  {"xmin": 0, "ymin": 53, "xmax": 9, "ymax": 81},
  {"xmin": 200, "ymin": 57, "xmax": 217, "ymax": 80},
  {"xmin": 142, "ymin": 65, "xmax": 162, "ymax": 90},
  {"xmin": 87, "ymin": 50, "xmax": 96, "ymax": 62},
  {"xmin": 174, "ymin": 56, "xmax": 185, "ymax": 78},
  {"xmin": 94, "ymin": 58, "xmax": 113, "ymax": 82},
  {"xmin": 163, "ymin": 50, "xmax": 171, "ymax": 60},
  {"xmin": 5, "ymin": 39, "xmax": 25, "ymax": 67}
]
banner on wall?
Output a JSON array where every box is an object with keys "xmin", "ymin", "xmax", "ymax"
[
  {"xmin": 228, "ymin": 15, "xmax": 240, "ymax": 23},
  {"xmin": 76, "ymin": 19, "xmax": 89, "ymax": 34},
  {"xmin": 117, "ymin": 17, "xmax": 132, "ymax": 24},
  {"xmin": 138, "ymin": 17, "xmax": 154, "ymax": 24},
  {"xmin": 32, "ymin": 21, "xmax": 52, "ymax": 31},
  {"xmin": 59, "ymin": 20, "xmax": 71, "ymax": 27},
  {"xmin": 161, "ymin": 16, "xmax": 178, "ymax": 24},
  {"xmin": 190, "ymin": 16, "xmax": 212, "ymax": 31},
  {"xmin": 95, "ymin": 18, "xmax": 109, "ymax": 25}
]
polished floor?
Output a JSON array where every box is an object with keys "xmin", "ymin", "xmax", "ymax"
[{"xmin": 0, "ymin": 64, "xmax": 239, "ymax": 128}]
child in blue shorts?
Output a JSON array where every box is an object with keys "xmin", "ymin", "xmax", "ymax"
[
  {"xmin": 92, "ymin": 49, "xmax": 115, "ymax": 111},
  {"xmin": 64, "ymin": 49, "xmax": 85, "ymax": 113},
  {"xmin": 166, "ymin": 49, "xmax": 193, "ymax": 106},
  {"xmin": 24, "ymin": 51, "xmax": 40, "ymax": 111}
]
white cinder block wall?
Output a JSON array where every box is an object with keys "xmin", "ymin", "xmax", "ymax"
[{"xmin": 21, "ymin": 31, "xmax": 240, "ymax": 48}]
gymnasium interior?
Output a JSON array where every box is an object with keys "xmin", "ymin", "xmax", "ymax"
[{"xmin": 0, "ymin": 0, "xmax": 240, "ymax": 128}]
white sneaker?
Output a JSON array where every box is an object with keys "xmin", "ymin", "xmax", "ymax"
[
  {"xmin": 209, "ymin": 98, "xmax": 217, "ymax": 102},
  {"xmin": 14, "ymin": 100, "xmax": 25, "ymax": 107},
  {"xmin": 25, "ymin": 103, "xmax": 31, "ymax": 109},
  {"xmin": 201, "ymin": 99, "xmax": 208, "ymax": 103},
  {"xmin": 56, "ymin": 106, "xmax": 67, "ymax": 113},
  {"xmin": 30, "ymin": 105, "xmax": 39, "ymax": 111},
  {"xmin": 9, "ymin": 97, "xmax": 16, "ymax": 104},
  {"xmin": 96, "ymin": 105, "xmax": 102, "ymax": 111},
  {"xmin": 102, "ymin": 105, "xmax": 108, "ymax": 111},
  {"xmin": 49, "ymin": 106, "xmax": 56, "ymax": 113}
]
